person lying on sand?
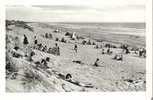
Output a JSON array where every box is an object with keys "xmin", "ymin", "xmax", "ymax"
[
  {"xmin": 11, "ymin": 47, "xmax": 24, "ymax": 58},
  {"xmin": 58, "ymin": 73, "xmax": 94, "ymax": 88},
  {"xmin": 113, "ymin": 54, "xmax": 123, "ymax": 61},
  {"xmin": 72, "ymin": 60, "xmax": 84, "ymax": 65}
]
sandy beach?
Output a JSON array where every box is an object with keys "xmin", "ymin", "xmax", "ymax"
[{"xmin": 6, "ymin": 20, "xmax": 146, "ymax": 92}]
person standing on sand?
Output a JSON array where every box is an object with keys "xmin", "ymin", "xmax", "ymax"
[
  {"xmin": 102, "ymin": 48, "xmax": 105, "ymax": 54},
  {"xmin": 23, "ymin": 34, "xmax": 29, "ymax": 45},
  {"xmin": 74, "ymin": 44, "xmax": 78, "ymax": 53},
  {"xmin": 55, "ymin": 43, "xmax": 60, "ymax": 55},
  {"xmin": 34, "ymin": 35, "xmax": 37, "ymax": 49},
  {"xmin": 23, "ymin": 34, "xmax": 29, "ymax": 57},
  {"xmin": 34, "ymin": 36, "xmax": 37, "ymax": 44},
  {"xmin": 107, "ymin": 47, "xmax": 110, "ymax": 54}
]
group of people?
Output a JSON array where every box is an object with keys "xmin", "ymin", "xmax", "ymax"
[
  {"xmin": 23, "ymin": 35, "xmax": 53, "ymax": 68},
  {"xmin": 121, "ymin": 44, "xmax": 130, "ymax": 54},
  {"xmin": 22, "ymin": 33, "xmax": 145, "ymax": 68},
  {"xmin": 34, "ymin": 57, "xmax": 50, "ymax": 69},
  {"xmin": 44, "ymin": 33, "xmax": 53, "ymax": 39},
  {"xmin": 101, "ymin": 47, "xmax": 113, "ymax": 55},
  {"xmin": 82, "ymin": 40, "xmax": 95, "ymax": 45},
  {"xmin": 33, "ymin": 36, "xmax": 60, "ymax": 56}
]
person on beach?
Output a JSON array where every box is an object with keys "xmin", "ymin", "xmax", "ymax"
[
  {"xmin": 55, "ymin": 43, "xmax": 60, "ymax": 55},
  {"xmin": 23, "ymin": 34, "xmax": 29, "ymax": 57},
  {"xmin": 47, "ymin": 47, "xmax": 52, "ymax": 54},
  {"xmin": 34, "ymin": 36, "xmax": 38, "ymax": 49},
  {"xmin": 93, "ymin": 58, "xmax": 100, "ymax": 67},
  {"xmin": 102, "ymin": 48, "xmax": 105, "ymax": 54},
  {"xmin": 107, "ymin": 48, "xmax": 110, "ymax": 54},
  {"xmin": 45, "ymin": 33, "xmax": 48, "ymax": 38},
  {"xmin": 49, "ymin": 33, "xmax": 53, "ymax": 39},
  {"xmin": 114, "ymin": 54, "xmax": 123, "ymax": 61},
  {"xmin": 34, "ymin": 36, "xmax": 37, "ymax": 45},
  {"xmin": 23, "ymin": 34, "xmax": 29, "ymax": 45},
  {"xmin": 95, "ymin": 44, "xmax": 98, "ymax": 49},
  {"xmin": 27, "ymin": 51, "xmax": 35, "ymax": 62},
  {"xmin": 41, "ymin": 58, "xmax": 48, "ymax": 68},
  {"xmin": 66, "ymin": 73, "xmax": 72, "ymax": 81},
  {"xmin": 74, "ymin": 44, "xmax": 78, "ymax": 53}
]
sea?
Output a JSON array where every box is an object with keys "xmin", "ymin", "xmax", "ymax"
[{"xmin": 54, "ymin": 22, "xmax": 146, "ymax": 37}]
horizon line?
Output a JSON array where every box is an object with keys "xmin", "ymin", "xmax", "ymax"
[{"xmin": 6, "ymin": 19, "xmax": 145, "ymax": 23}]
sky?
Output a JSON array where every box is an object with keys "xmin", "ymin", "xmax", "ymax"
[{"xmin": 6, "ymin": 0, "xmax": 145, "ymax": 22}]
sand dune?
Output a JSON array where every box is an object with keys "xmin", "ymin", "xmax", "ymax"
[{"xmin": 6, "ymin": 21, "xmax": 146, "ymax": 92}]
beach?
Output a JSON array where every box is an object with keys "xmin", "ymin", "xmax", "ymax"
[{"xmin": 6, "ymin": 20, "xmax": 146, "ymax": 92}]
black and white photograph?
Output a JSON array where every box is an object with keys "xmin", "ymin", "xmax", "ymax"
[{"xmin": 5, "ymin": 0, "xmax": 146, "ymax": 92}]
